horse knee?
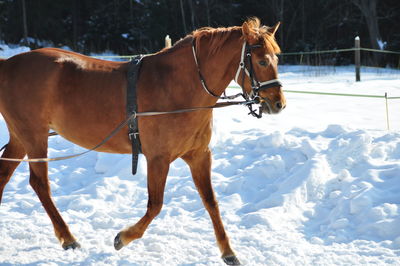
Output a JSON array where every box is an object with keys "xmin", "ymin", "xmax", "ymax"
[
  {"xmin": 0, "ymin": 165, "xmax": 11, "ymax": 182},
  {"xmin": 0, "ymin": 142, "xmax": 25, "ymax": 201},
  {"xmin": 29, "ymin": 177, "xmax": 41, "ymax": 193},
  {"xmin": 0, "ymin": 142, "xmax": 25, "ymax": 178},
  {"xmin": 29, "ymin": 174, "xmax": 49, "ymax": 195},
  {"xmin": 204, "ymin": 198, "xmax": 219, "ymax": 212},
  {"xmin": 0, "ymin": 165, "xmax": 13, "ymax": 203},
  {"xmin": 147, "ymin": 201, "xmax": 163, "ymax": 217}
]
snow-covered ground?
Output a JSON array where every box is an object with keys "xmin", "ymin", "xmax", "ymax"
[{"xmin": 1, "ymin": 44, "xmax": 400, "ymax": 265}]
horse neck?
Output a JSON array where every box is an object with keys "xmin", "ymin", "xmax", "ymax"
[
  {"xmin": 193, "ymin": 33, "xmax": 242, "ymax": 102},
  {"xmin": 141, "ymin": 33, "xmax": 242, "ymax": 109}
]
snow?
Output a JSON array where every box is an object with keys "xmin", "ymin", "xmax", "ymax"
[
  {"xmin": 0, "ymin": 43, "xmax": 30, "ymax": 58},
  {"xmin": 1, "ymin": 44, "xmax": 400, "ymax": 265}
]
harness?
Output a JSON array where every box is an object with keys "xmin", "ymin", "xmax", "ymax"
[
  {"xmin": 126, "ymin": 55, "xmax": 143, "ymax": 175},
  {"xmin": 0, "ymin": 40, "xmax": 283, "ymax": 167},
  {"xmin": 192, "ymin": 40, "xmax": 282, "ymax": 118}
]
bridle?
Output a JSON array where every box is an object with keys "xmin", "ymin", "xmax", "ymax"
[{"xmin": 192, "ymin": 39, "xmax": 282, "ymax": 118}]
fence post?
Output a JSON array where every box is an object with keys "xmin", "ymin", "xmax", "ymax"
[
  {"xmin": 165, "ymin": 35, "xmax": 171, "ymax": 48},
  {"xmin": 385, "ymin": 92, "xmax": 390, "ymax": 131},
  {"xmin": 355, "ymin": 36, "xmax": 361, "ymax": 82}
]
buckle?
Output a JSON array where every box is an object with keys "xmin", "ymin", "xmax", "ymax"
[{"xmin": 129, "ymin": 132, "xmax": 139, "ymax": 140}]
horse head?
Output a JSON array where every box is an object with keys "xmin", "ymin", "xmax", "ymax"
[{"xmin": 237, "ymin": 18, "xmax": 286, "ymax": 115}]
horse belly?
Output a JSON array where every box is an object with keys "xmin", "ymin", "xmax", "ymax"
[
  {"xmin": 48, "ymin": 62, "xmax": 131, "ymax": 153},
  {"xmin": 0, "ymin": 49, "xmax": 131, "ymax": 154},
  {"xmin": 138, "ymin": 111, "xmax": 213, "ymax": 159},
  {"xmin": 49, "ymin": 87, "xmax": 131, "ymax": 154}
]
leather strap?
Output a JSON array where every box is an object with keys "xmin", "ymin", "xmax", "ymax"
[{"xmin": 127, "ymin": 55, "xmax": 143, "ymax": 175}]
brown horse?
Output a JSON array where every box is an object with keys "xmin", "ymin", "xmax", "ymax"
[{"xmin": 0, "ymin": 18, "xmax": 285, "ymax": 265}]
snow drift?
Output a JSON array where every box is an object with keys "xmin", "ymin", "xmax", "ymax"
[{"xmin": 0, "ymin": 44, "xmax": 399, "ymax": 265}]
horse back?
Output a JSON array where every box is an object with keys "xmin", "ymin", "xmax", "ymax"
[{"xmin": 0, "ymin": 48, "xmax": 132, "ymax": 153}]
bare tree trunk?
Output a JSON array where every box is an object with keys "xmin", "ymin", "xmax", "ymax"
[
  {"xmin": 301, "ymin": 0, "xmax": 305, "ymax": 43},
  {"xmin": 179, "ymin": 0, "xmax": 187, "ymax": 34},
  {"xmin": 269, "ymin": 0, "xmax": 285, "ymax": 61},
  {"xmin": 205, "ymin": 0, "xmax": 210, "ymax": 26},
  {"xmin": 72, "ymin": 0, "xmax": 79, "ymax": 51},
  {"xmin": 21, "ymin": 0, "xmax": 28, "ymax": 45},
  {"xmin": 129, "ymin": 0, "xmax": 134, "ymax": 23},
  {"xmin": 351, "ymin": 0, "xmax": 383, "ymax": 65},
  {"xmin": 188, "ymin": 0, "xmax": 195, "ymax": 31}
]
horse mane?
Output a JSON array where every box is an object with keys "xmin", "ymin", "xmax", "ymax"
[
  {"xmin": 158, "ymin": 17, "xmax": 280, "ymax": 57},
  {"xmin": 243, "ymin": 17, "xmax": 281, "ymax": 54},
  {"xmin": 191, "ymin": 26, "xmax": 242, "ymax": 57}
]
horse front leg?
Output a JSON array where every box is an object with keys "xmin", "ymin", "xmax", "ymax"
[
  {"xmin": 114, "ymin": 155, "xmax": 169, "ymax": 250},
  {"xmin": 182, "ymin": 148, "xmax": 240, "ymax": 266}
]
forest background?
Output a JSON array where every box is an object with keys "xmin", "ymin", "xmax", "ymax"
[{"xmin": 0, "ymin": 0, "xmax": 399, "ymax": 66}]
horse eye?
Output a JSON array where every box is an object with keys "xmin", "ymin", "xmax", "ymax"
[{"xmin": 259, "ymin": 60, "xmax": 267, "ymax": 66}]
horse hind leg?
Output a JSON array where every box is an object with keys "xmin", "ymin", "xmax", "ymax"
[
  {"xmin": 28, "ymin": 142, "xmax": 80, "ymax": 249},
  {"xmin": 0, "ymin": 133, "xmax": 26, "ymax": 203},
  {"xmin": 11, "ymin": 124, "xmax": 80, "ymax": 250}
]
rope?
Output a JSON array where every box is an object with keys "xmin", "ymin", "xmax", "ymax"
[
  {"xmin": 280, "ymin": 48, "xmax": 355, "ymax": 56},
  {"xmin": 93, "ymin": 47, "xmax": 400, "ymax": 58},
  {"xmin": 0, "ymin": 100, "xmax": 252, "ymax": 163},
  {"xmin": 282, "ymin": 90, "xmax": 386, "ymax": 99},
  {"xmin": 227, "ymin": 85, "xmax": 400, "ymax": 99},
  {"xmin": 2, "ymin": 47, "xmax": 400, "ymax": 61},
  {"xmin": 360, "ymin": 48, "xmax": 400, "ymax": 55},
  {"xmin": 0, "ymin": 112, "xmax": 135, "ymax": 163},
  {"xmin": 279, "ymin": 47, "xmax": 400, "ymax": 56},
  {"xmin": 92, "ymin": 55, "xmax": 135, "ymax": 60}
]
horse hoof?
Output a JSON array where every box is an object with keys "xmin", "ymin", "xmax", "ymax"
[
  {"xmin": 114, "ymin": 232, "xmax": 124, "ymax": 250},
  {"xmin": 222, "ymin": 255, "xmax": 241, "ymax": 265},
  {"xmin": 62, "ymin": 241, "xmax": 81, "ymax": 250}
]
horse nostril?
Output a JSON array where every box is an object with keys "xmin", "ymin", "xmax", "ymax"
[{"xmin": 275, "ymin": 102, "xmax": 282, "ymax": 109}]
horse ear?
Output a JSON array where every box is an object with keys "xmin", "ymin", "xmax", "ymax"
[
  {"xmin": 242, "ymin": 21, "xmax": 258, "ymax": 44},
  {"xmin": 268, "ymin": 22, "xmax": 281, "ymax": 36}
]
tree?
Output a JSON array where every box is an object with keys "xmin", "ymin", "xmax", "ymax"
[
  {"xmin": 72, "ymin": 0, "xmax": 79, "ymax": 51},
  {"xmin": 351, "ymin": 0, "xmax": 383, "ymax": 65},
  {"xmin": 179, "ymin": 0, "xmax": 187, "ymax": 34},
  {"xmin": 0, "ymin": 0, "xmax": 399, "ymax": 62},
  {"xmin": 21, "ymin": 0, "xmax": 28, "ymax": 45}
]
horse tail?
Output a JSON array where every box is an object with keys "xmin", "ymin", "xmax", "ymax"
[
  {"xmin": 0, "ymin": 57, "xmax": 4, "ymax": 77},
  {"xmin": 0, "ymin": 57, "xmax": 4, "ymax": 71},
  {"xmin": 0, "ymin": 58, "xmax": 4, "ymax": 72}
]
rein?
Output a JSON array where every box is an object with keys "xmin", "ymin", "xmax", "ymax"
[
  {"xmin": 0, "ymin": 39, "xmax": 281, "ymax": 163},
  {"xmin": 0, "ymin": 100, "xmax": 254, "ymax": 163},
  {"xmin": 191, "ymin": 41, "xmax": 243, "ymax": 100}
]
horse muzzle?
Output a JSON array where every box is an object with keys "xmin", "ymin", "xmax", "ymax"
[{"xmin": 259, "ymin": 98, "xmax": 286, "ymax": 114}]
